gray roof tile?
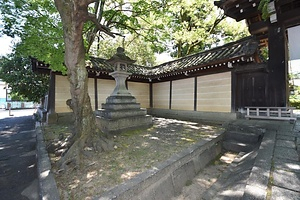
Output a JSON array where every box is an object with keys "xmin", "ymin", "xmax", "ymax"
[{"xmin": 33, "ymin": 37, "xmax": 259, "ymax": 79}]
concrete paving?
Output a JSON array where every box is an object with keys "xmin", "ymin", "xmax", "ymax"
[
  {"xmin": 195, "ymin": 118, "xmax": 300, "ymax": 200},
  {"xmin": 213, "ymin": 119, "xmax": 300, "ymax": 200},
  {"xmin": 269, "ymin": 120, "xmax": 300, "ymax": 200},
  {"xmin": 0, "ymin": 109, "xmax": 38, "ymax": 200}
]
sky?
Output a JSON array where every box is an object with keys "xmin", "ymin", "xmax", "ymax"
[
  {"xmin": 0, "ymin": 17, "xmax": 15, "ymax": 56},
  {"xmin": 290, "ymin": 59, "xmax": 300, "ymax": 73},
  {"xmin": 155, "ymin": 52, "xmax": 173, "ymax": 64},
  {"xmin": 0, "ymin": 35, "xmax": 13, "ymax": 56},
  {"xmin": 288, "ymin": 26, "xmax": 300, "ymax": 61},
  {"xmin": 287, "ymin": 26, "xmax": 300, "ymax": 74}
]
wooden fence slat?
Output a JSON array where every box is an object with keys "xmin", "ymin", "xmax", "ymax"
[{"xmin": 245, "ymin": 107, "xmax": 296, "ymax": 121}]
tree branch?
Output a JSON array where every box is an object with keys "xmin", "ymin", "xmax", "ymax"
[
  {"xmin": 107, "ymin": 21, "xmax": 141, "ymax": 35},
  {"xmin": 87, "ymin": 13, "xmax": 115, "ymax": 38},
  {"xmin": 208, "ymin": 13, "xmax": 225, "ymax": 34}
]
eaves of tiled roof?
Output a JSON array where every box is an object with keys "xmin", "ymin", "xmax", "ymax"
[
  {"xmin": 87, "ymin": 36, "xmax": 260, "ymax": 82},
  {"xmin": 86, "ymin": 57, "xmax": 153, "ymax": 77},
  {"xmin": 146, "ymin": 36, "xmax": 258, "ymax": 76},
  {"xmin": 32, "ymin": 36, "xmax": 261, "ymax": 82}
]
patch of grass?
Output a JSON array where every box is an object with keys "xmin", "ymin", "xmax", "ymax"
[
  {"xmin": 266, "ymin": 173, "xmax": 274, "ymax": 200},
  {"xmin": 185, "ymin": 179, "xmax": 193, "ymax": 186},
  {"xmin": 120, "ymin": 128, "xmax": 145, "ymax": 137},
  {"xmin": 210, "ymin": 154, "xmax": 223, "ymax": 166},
  {"xmin": 128, "ymin": 148, "xmax": 149, "ymax": 158},
  {"xmin": 266, "ymin": 161, "xmax": 275, "ymax": 200}
]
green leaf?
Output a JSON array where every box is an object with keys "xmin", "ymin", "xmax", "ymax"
[{"xmin": 0, "ymin": 54, "xmax": 49, "ymax": 102}]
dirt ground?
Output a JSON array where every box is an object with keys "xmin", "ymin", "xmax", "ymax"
[{"xmin": 42, "ymin": 117, "xmax": 235, "ymax": 199}]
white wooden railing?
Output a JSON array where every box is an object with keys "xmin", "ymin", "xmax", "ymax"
[{"xmin": 245, "ymin": 107, "xmax": 297, "ymax": 121}]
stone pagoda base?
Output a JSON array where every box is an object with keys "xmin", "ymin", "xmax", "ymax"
[{"xmin": 96, "ymin": 96, "xmax": 152, "ymax": 134}]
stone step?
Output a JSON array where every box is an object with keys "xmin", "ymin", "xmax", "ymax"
[
  {"xmin": 225, "ymin": 124, "xmax": 266, "ymax": 135},
  {"xmin": 223, "ymin": 140, "xmax": 256, "ymax": 153},
  {"xmin": 100, "ymin": 103, "xmax": 141, "ymax": 111},
  {"xmin": 105, "ymin": 96, "xmax": 137, "ymax": 104},
  {"xmin": 96, "ymin": 109, "xmax": 147, "ymax": 119},
  {"xmin": 96, "ymin": 115, "xmax": 153, "ymax": 134},
  {"xmin": 224, "ymin": 131, "xmax": 262, "ymax": 144}
]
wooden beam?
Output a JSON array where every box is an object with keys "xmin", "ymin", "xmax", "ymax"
[
  {"xmin": 278, "ymin": 7, "xmax": 300, "ymax": 27},
  {"xmin": 248, "ymin": 20, "xmax": 269, "ymax": 35},
  {"xmin": 216, "ymin": 0, "xmax": 261, "ymax": 21}
]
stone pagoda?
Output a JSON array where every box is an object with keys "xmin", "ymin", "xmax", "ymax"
[{"xmin": 96, "ymin": 47, "xmax": 152, "ymax": 134}]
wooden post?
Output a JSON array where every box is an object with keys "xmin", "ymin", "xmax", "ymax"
[{"xmin": 267, "ymin": 24, "xmax": 288, "ymax": 107}]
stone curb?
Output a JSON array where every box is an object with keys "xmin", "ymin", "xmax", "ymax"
[
  {"xmin": 36, "ymin": 122, "xmax": 60, "ymax": 200},
  {"xmin": 243, "ymin": 129, "xmax": 276, "ymax": 199}
]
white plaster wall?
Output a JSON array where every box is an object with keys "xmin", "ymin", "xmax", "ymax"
[
  {"xmin": 128, "ymin": 81, "xmax": 150, "ymax": 108},
  {"xmin": 172, "ymin": 78, "xmax": 194, "ymax": 111},
  {"xmin": 197, "ymin": 72, "xmax": 231, "ymax": 112}
]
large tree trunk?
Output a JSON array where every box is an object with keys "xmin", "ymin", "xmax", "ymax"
[{"xmin": 54, "ymin": 0, "xmax": 112, "ymax": 167}]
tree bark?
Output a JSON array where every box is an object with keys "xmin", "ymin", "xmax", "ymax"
[{"xmin": 54, "ymin": 0, "xmax": 112, "ymax": 167}]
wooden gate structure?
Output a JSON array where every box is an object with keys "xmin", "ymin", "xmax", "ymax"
[{"xmin": 215, "ymin": 0, "xmax": 300, "ymax": 109}]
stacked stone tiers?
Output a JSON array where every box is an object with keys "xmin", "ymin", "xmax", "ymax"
[
  {"xmin": 96, "ymin": 96, "xmax": 152, "ymax": 134},
  {"xmin": 96, "ymin": 47, "xmax": 153, "ymax": 134}
]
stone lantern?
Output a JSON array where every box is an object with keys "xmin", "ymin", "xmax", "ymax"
[
  {"xmin": 107, "ymin": 47, "xmax": 135, "ymax": 97},
  {"xmin": 96, "ymin": 47, "xmax": 153, "ymax": 134}
]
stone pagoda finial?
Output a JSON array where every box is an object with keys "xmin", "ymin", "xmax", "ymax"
[
  {"xmin": 107, "ymin": 47, "xmax": 135, "ymax": 96},
  {"xmin": 107, "ymin": 47, "xmax": 136, "ymax": 72}
]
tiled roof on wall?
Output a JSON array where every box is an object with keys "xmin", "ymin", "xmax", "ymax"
[
  {"xmin": 146, "ymin": 36, "xmax": 258, "ymax": 76},
  {"xmin": 86, "ymin": 36, "xmax": 260, "ymax": 81},
  {"xmin": 32, "ymin": 36, "xmax": 260, "ymax": 82}
]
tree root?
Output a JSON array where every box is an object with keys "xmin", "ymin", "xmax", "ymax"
[{"xmin": 56, "ymin": 133, "xmax": 114, "ymax": 171}]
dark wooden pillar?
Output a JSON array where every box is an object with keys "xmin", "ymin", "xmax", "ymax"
[
  {"xmin": 48, "ymin": 72, "xmax": 56, "ymax": 113},
  {"xmin": 149, "ymin": 83, "xmax": 153, "ymax": 108},
  {"xmin": 47, "ymin": 72, "xmax": 58, "ymax": 123},
  {"xmin": 94, "ymin": 78, "xmax": 98, "ymax": 110},
  {"xmin": 267, "ymin": 24, "xmax": 288, "ymax": 107},
  {"xmin": 194, "ymin": 77, "xmax": 197, "ymax": 111}
]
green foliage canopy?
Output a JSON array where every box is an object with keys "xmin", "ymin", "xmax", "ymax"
[
  {"xmin": 118, "ymin": 0, "xmax": 250, "ymax": 58},
  {"xmin": 91, "ymin": 36, "xmax": 156, "ymax": 66},
  {"xmin": 0, "ymin": 0, "xmax": 65, "ymax": 72},
  {"xmin": 87, "ymin": 0, "xmax": 250, "ymax": 62},
  {"xmin": 0, "ymin": 53, "xmax": 49, "ymax": 102}
]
